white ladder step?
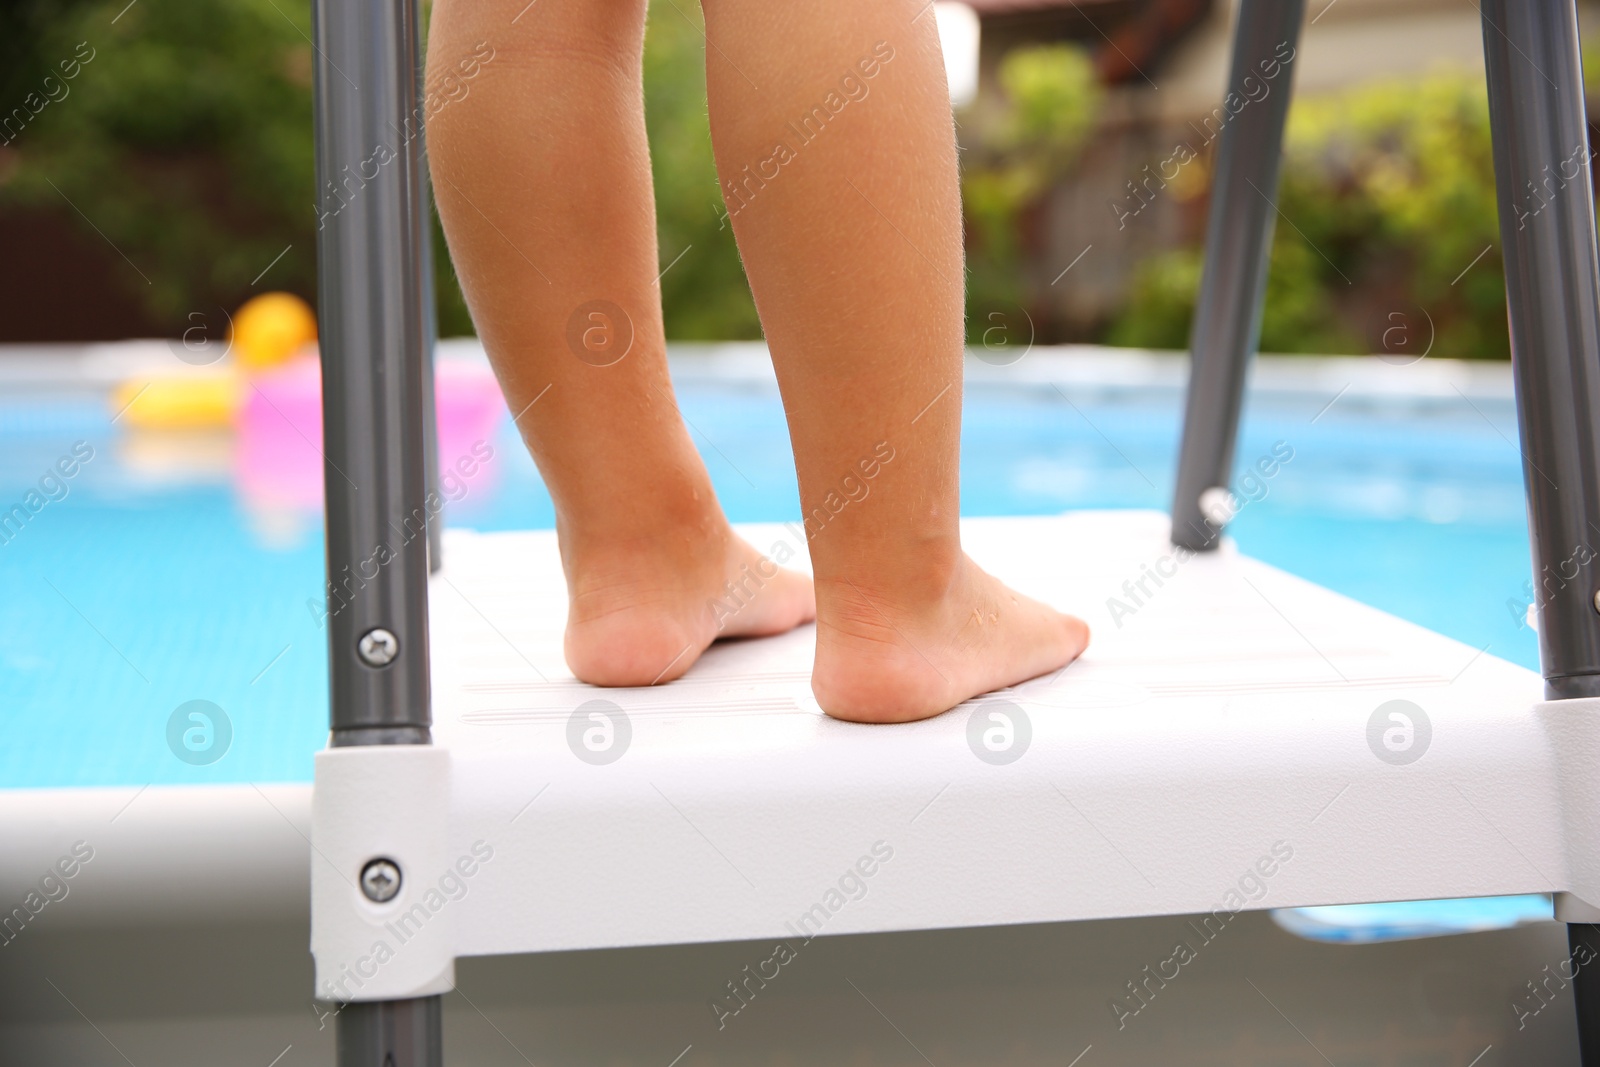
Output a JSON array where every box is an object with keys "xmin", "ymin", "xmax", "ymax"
[{"xmin": 309, "ymin": 511, "xmax": 1578, "ymax": 1002}]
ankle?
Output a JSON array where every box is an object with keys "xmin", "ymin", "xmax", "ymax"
[
  {"xmin": 812, "ymin": 536, "xmax": 966, "ymax": 621},
  {"xmin": 556, "ymin": 477, "xmax": 728, "ymax": 556}
]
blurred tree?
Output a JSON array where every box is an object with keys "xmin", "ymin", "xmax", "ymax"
[
  {"xmin": 1106, "ymin": 70, "xmax": 1505, "ymax": 358},
  {"xmin": 5, "ymin": 0, "xmax": 322, "ymax": 329},
  {"xmin": 0, "ymin": 0, "xmax": 97, "ymax": 107},
  {"xmin": 0, "ymin": 0, "xmax": 765, "ymax": 341},
  {"xmin": 641, "ymin": 0, "xmax": 760, "ymax": 339},
  {"xmin": 960, "ymin": 43, "xmax": 1103, "ymax": 345},
  {"xmin": 2, "ymin": 0, "xmax": 480, "ymax": 336}
]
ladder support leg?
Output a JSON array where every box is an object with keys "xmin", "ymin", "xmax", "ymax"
[
  {"xmin": 1169, "ymin": 0, "xmax": 1305, "ymax": 551},
  {"xmin": 312, "ymin": 0, "xmax": 443, "ymax": 1058},
  {"xmin": 338, "ymin": 997, "xmax": 444, "ymax": 1065},
  {"xmin": 311, "ymin": 0, "xmax": 435, "ymax": 737},
  {"xmin": 1575, "ymin": 926, "xmax": 1600, "ymax": 1056},
  {"xmin": 1483, "ymin": 2, "xmax": 1600, "ymax": 1061},
  {"xmin": 1482, "ymin": 0, "xmax": 1600, "ymax": 700}
]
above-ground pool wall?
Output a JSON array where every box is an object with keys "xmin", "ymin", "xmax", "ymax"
[{"xmin": 0, "ymin": 908, "xmax": 1578, "ymax": 1065}]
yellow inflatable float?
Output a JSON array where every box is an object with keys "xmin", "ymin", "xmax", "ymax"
[{"xmin": 112, "ymin": 292, "xmax": 318, "ymax": 429}]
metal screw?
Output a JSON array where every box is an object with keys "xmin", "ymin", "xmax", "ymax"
[
  {"xmin": 360, "ymin": 858, "xmax": 402, "ymax": 902},
  {"xmin": 1593, "ymin": 589, "xmax": 1600, "ymax": 615},
  {"xmin": 1199, "ymin": 486, "xmax": 1237, "ymax": 526},
  {"xmin": 358, "ymin": 627, "xmax": 399, "ymax": 667}
]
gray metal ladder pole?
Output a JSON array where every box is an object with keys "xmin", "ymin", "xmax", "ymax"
[
  {"xmin": 1169, "ymin": 0, "xmax": 1305, "ymax": 551},
  {"xmin": 1482, "ymin": 0, "xmax": 1600, "ymax": 699},
  {"xmin": 1481, "ymin": 2, "xmax": 1600, "ymax": 1058},
  {"xmin": 311, "ymin": 0, "xmax": 443, "ymax": 1059}
]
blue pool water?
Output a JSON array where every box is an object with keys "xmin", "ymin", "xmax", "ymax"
[{"xmin": 0, "ymin": 353, "xmax": 1537, "ymax": 789}]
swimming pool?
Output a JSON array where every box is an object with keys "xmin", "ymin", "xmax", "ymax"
[{"xmin": 0, "ymin": 342, "xmax": 1535, "ymax": 789}]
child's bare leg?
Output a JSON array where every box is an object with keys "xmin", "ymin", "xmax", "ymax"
[
  {"xmin": 426, "ymin": 0, "xmax": 813, "ymax": 686},
  {"xmin": 700, "ymin": 0, "xmax": 1088, "ymax": 721}
]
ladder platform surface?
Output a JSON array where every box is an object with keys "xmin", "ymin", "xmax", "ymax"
[{"xmin": 359, "ymin": 510, "xmax": 1572, "ymax": 972}]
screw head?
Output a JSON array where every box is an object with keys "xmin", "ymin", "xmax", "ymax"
[
  {"xmin": 360, "ymin": 858, "xmax": 402, "ymax": 902},
  {"xmin": 358, "ymin": 628, "xmax": 399, "ymax": 667},
  {"xmin": 1199, "ymin": 486, "xmax": 1237, "ymax": 526},
  {"xmin": 1593, "ymin": 589, "xmax": 1600, "ymax": 615}
]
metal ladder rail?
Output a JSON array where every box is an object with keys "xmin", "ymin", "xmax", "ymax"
[
  {"xmin": 1182, "ymin": 0, "xmax": 1600, "ymax": 1058},
  {"xmin": 310, "ymin": 0, "xmax": 444, "ymax": 1060},
  {"xmin": 1481, "ymin": 3, "xmax": 1600, "ymax": 1061},
  {"xmin": 1169, "ymin": 0, "xmax": 1305, "ymax": 552}
]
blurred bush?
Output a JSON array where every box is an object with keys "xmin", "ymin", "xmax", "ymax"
[
  {"xmin": 1107, "ymin": 70, "xmax": 1506, "ymax": 358},
  {"xmin": 960, "ymin": 43, "xmax": 1103, "ymax": 344},
  {"xmin": 0, "ymin": 0, "xmax": 355, "ymax": 331},
  {"xmin": 640, "ymin": 0, "xmax": 760, "ymax": 339},
  {"xmin": 0, "ymin": 0, "xmax": 758, "ymax": 340},
  {"xmin": 0, "ymin": 5, "xmax": 1518, "ymax": 357}
]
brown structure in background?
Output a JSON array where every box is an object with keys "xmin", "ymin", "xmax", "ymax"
[
  {"xmin": 0, "ymin": 203, "xmax": 166, "ymax": 341},
  {"xmin": 967, "ymin": 0, "xmax": 1213, "ymax": 86}
]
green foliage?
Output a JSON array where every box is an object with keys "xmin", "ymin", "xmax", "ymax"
[
  {"xmin": 641, "ymin": 0, "xmax": 759, "ymax": 339},
  {"xmin": 0, "ymin": 7, "xmax": 1542, "ymax": 357},
  {"xmin": 1586, "ymin": 36, "xmax": 1600, "ymax": 101},
  {"xmin": 991, "ymin": 44, "xmax": 1102, "ymax": 165},
  {"xmin": 0, "ymin": 1, "xmax": 97, "ymax": 108},
  {"xmin": 2, "ymin": 0, "xmax": 327, "ymax": 326},
  {"xmin": 1101, "ymin": 247, "xmax": 1197, "ymax": 350},
  {"xmin": 1108, "ymin": 69, "xmax": 1506, "ymax": 358},
  {"xmin": 1281, "ymin": 70, "xmax": 1503, "ymax": 357},
  {"xmin": 0, "ymin": 0, "xmax": 759, "ymax": 339},
  {"xmin": 961, "ymin": 43, "xmax": 1102, "ymax": 341},
  {"xmin": 1104, "ymin": 240, "xmax": 1359, "ymax": 354}
]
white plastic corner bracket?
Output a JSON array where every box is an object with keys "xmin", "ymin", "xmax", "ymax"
[
  {"xmin": 1542, "ymin": 697, "xmax": 1600, "ymax": 921},
  {"xmin": 311, "ymin": 744, "xmax": 455, "ymax": 1002}
]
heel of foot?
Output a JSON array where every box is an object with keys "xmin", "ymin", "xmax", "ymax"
[
  {"xmin": 811, "ymin": 645, "xmax": 952, "ymax": 724},
  {"xmin": 565, "ymin": 616, "xmax": 705, "ymax": 688}
]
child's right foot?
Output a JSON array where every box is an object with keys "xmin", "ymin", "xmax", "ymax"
[{"xmin": 811, "ymin": 552, "xmax": 1089, "ymax": 724}]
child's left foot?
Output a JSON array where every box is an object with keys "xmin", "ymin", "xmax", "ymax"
[{"xmin": 561, "ymin": 515, "xmax": 815, "ymax": 687}]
